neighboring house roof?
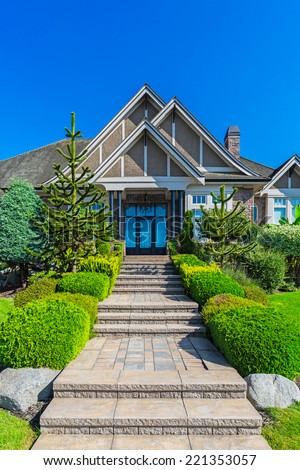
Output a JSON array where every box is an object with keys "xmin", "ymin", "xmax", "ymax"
[
  {"xmin": 260, "ymin": 154, "xmax": 300, "ymax": 194},
  {"xmin": 204, "ymin": 172, "xmax": 270, "ymax": 182},
  {"xmin": 238, "ymin": 156, "xmax": 274, "ymax": 178},
  {"xmin": 0, "ymin": 139, "xmax": 92, "ymax": 188}
]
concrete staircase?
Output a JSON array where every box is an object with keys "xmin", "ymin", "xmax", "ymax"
[{"xmin": 33, "ymin": 256, "xmax": 270, "ymax": 450}]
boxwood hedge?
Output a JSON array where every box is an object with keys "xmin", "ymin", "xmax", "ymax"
[
  {"xmin": 189, "ymin": 271, "xmax": 244, "ymax": 307},
  {"xmin": 57, "ymin": 272, "xmax": 110, "ymax": 301},
  {"xmin": 0, "ymin": 299, "xmax": 90, "ymax": 369},
  {"xmin": 202, "ymin": 294, "xmax": 260, "ymax": 324},
  {"xmin": 14, "ymin": 278, "xmax": 58, "ymax": 308},
  {"xmin": 210, "ymin": 306, "xmax": 300, "ymax": 380}
]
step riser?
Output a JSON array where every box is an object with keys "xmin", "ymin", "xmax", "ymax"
[
  {"xmin": 41, "ymin": 424, "xmax": 261, "ymax": 436},
  {"xmin": 115, "ymin": 281, "xmax": 183, "ymax": 286},
  {"xmin": 97, "ymin": 320, "xmax": 201, "ymax": 325},
  {"xmin": 120, "ymin": 270, "xmax": 176, "ymax": 275},
  {"xmin": 54, "ymin": 391, "xmax": 247, "ymax": 399},
  {"xmin": 113, "ymin": 288, "xmax": 185, "ymax": 294},
  {"xmin": 99, "ymin": 308, "xmax": 199, "ymax": 314},
  {"xmin": 118, "ymin": 275, "xmax": 181, "ymax": 279},
  {"xmin": 95, "ymin": 332, "xmax": 206, "ymax": 338}
]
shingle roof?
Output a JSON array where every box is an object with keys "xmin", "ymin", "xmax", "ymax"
[
  {"xmin": 0, "ymin": 139, "xmax": 92, "ymax": 188},
  {"xmin": 204, "ymin": 172, "xmax": 270, "ymax": 182},
  {"xmin": 238, "ymin": 156, "xmax": 274, "ymax": 178}
]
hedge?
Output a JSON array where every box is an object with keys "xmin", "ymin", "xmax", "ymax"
[
  {"xmin": 179, "ymin": 263, "xmax": 220, "ymax": 295},
  {"xmin": 14, "ymin": 278, "xmax": 58, "ymax": 308},
  {"xmin": 171, "ymin": 254, "xmax": 207, "ymax": 271},
  {"xmin": 223, "ymin": 266, "xmax": 269, "ymax": 306},
  {"xmin": 189, "ymin": 271, "xmax": 244, "ymax": 307},
  {"xmin": 0, "ymin": 299, "xmax": 90, "ymax": 369},
  {"xmin": 28, "ymin": 270, "xmax": 58, "ymax": 286},
  {"xmin": 210, "ymin": 306, "xmax": 300, "ymax": 380},
  {"xmin": 57, "ymin": 272, "xmax": 110, "ymax": 301},
  {"xmin": 78, "ymin": 253, "xmax": 122, "ymax": 293},
  {"xmin": 44, "ymin": 292, "xmax": 98, "ymax": 335},
  {"xmin": 202, "ymin": 294, "xmax": 260, "ymax": 324}
]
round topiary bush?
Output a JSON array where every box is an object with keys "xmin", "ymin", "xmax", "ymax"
[
  {"xmin": 56, "ymin": 272, "xmax": 110, "ymax": 301},
  {"xmin": 210, "ymin": 306, "xmax": 300, "ymax": 380},
  {"xmin": 202, "ymin": 294, "xmax": 260, "ymax": 324},
  {"xmin": 189, "ymin": 271, "xmax": 245, "ymax": 307},
  {"xmin": 44, "ymin": 293, "xmax": 98, "ymax": 331},
  {"xmin": 14, "ymin": 278, "xmax": 58, "ymax": 308},
  {"xmin": 243, "ymin": 284, "xmax": 269, "ymax": 306},
  {"xmin": 0, "ymin": 299, "xmax": 90, "ymax": 369}
]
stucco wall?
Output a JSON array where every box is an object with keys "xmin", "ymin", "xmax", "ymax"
[
  {"xmin": 158, "ymin": 114, "xmax": 172, "ymax": 143},
  {"xmin": 84, "ymin": 148, "xmax": 100, "ymax": 171},
  {"xmin": 148, "ymin": 101, "xmax": 160, "ymax": 121},
  {"xmin": 233, "ymin": 188, "xmax": 254, "ymax": 220},
  {"xmin": 125, "ymin": 102, "xmax": 145, "ymax": 137},
  {"xmin": 175, "ymin": 113, "xmax": 199, "ymax": 167},
  {"xmin": 276, "ymin": 173, "xmax": 289, "ymax": 188},
  {"xmin": 103, "ymin": 159, "xmax": 121, "ymax": 177},
  {"xmin": 147, "ymin": 138, "xmax": 167, "ymax": 176},
  {"xmin": 124, "ymin": 138, "xmax": 144, "ymax": 176},
  {"xmin": 102, "ymin": 125, "xmax": 122, "ymax": 161},
  {"xmin": 203, "ymin": 142, "xmax": 228, "ymax": 167},
  {"xmin": 170, "ymin": 159, "xmax": 186, "ymax": 176},
  {"xmin": 291, "ymin": 170, "xmax": 300, "ymax": 188}
]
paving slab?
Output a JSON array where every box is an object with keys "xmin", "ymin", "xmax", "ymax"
[
  {"xmin": 32, "ymin": 434, "xmax": 114, "ymax": 450},
  {"xmin": 189, "ymin": 435, "xmax": 271, "ymax": 450},
  {"xmin": 118, "ymin": 370, "xmax": 181, "ymax": 390},
  {"xmin": 54, "ymin": 370, "xmax": 121, "ymax": 391},
  {"xmin": 112, "ymin": 435, "xmax": 191, "ymax": 450}
]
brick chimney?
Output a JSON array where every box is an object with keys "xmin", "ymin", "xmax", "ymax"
[{"xmin": 224, "ymin": 126, "xmax": 240, "ymax": 158}]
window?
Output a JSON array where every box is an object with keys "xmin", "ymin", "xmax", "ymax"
[
  {"xmin": 253, "ymin": 205, "xmax": 258, "ymax": 222},
  {"xmin": 274, "ymin": 198, "xmax": 286, "ymax": 206},
  {"xmin": 192, "ymin": 195, "xmax": 206, "ymax": 204},
  {"xmin": 192, "ymin": 209, "xmax": 203, "ymax": 219}
]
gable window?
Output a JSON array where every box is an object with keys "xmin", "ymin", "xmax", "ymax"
[
  {"xmin": 192, "ymin": 195, "xmax": 206, "ymax": 205},
  {"xmin": 273, "ymin": 198, "xmax": 286, "ymax": 224}
]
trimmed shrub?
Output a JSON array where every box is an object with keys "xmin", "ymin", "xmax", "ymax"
[
  {"xmin": 77, "ymin": 254, "xmax": 121, "ymax": 293},
  {"xmin": 179, "ymin": 263, "xmax": 221, "ymax": 295},
  {"xmin": 28, "ymin": 270, "xmax": 58, "ymax": 286},
  {"xmin": 223, "ymin": 266, "xmax": 269, "ymax": 306},
  {"xmin": 57, "ymin": 272, "xmax": 110, "ymax": 301},
  {"xmin": 259, "ymin": 225, "xmax": 300, "ymax": 285},
  {"xmin": 243, "ymin": 285, "xmax": 270, "ymax": 306},
  {"xmin": 14, "ymin": 278, "xmax": 58, "ymax": 308},
  {"xmin": 239, "ymin": 246, "xmax": 286, "ymax": 293},
  {"xmin": 210, "ymin": 306, "xmax": 300, "ymax": 380},
  {"xmin": 114, "ymin": 241, "xmax": 125, "ymax": 256},
  {"xmin": 189, "ymin": 271, "xmax": 244, "ymax": 307},
  {"xmin": 0, "ymin": 299, "xmax": 90, "ymax": 369},
  {"xmin": 96, "ymin": 241, "xmax": 111, "ymax": 256},
  {"xmin": 202, "ymin": 293, "xmax": 260, "ymax": 325},
  {"xmin": 168, "ymin": 240, "xmax": 178, "ymax": 256},
  {"xmin": 171, "ymin": 254, "xmax": 207, "ymax": 271},
  {"xmin": 44, "ymin": 292, "xmax": 98, "ymax": 332}
]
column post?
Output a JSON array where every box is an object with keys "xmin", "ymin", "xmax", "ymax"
[
  {"xmin": 109, "ymin": 191, "xmax": 114, "ymax": 225},
  {"xmin": 178, "ymin": 190, "xmax": 184, "ymax": 231},
  {"xmin": 171, "ymin": 190, "xmax": 176, "ymax": 239},
  {"xmin": 117, "ymin": 190, "xmax": 122, "ymax": 238}
]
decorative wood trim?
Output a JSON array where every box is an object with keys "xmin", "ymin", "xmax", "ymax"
[
  {"xmin": 199, "ymin": 137, "xmax": 203, "ymax": 166},
  {"xmin": 144, "ymin": 132, "xmax": 148, "ymax": 176},
  {"xmin": 167, "ymin": 156, "xmax": 171, "ymax": 176}
]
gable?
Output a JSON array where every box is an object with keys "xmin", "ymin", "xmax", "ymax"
[
  {"xmin": 275, "ymin": 167, "xmax": 300, "ymax": 189},
  {"xmin": 170, "ymin": 159, "xmax": 187, "ymax": 176},
  {"xmin": 276, "ymin": 172, "xmax": 289, "ymax": 188},
  {"xmin": 291, "ymin": 169, "xmax": 300, "ymax": 187},
  {"xmin": 175, "ymin": 113, "xmax": 200, "ymax": 167},
  {"xmin": 203, "ymin": 141, "xmax": 230, "ymax": 168},
  {"xmin": 125, "ymin": 99, "xmax": 160, "ymax": 137},
  {"xmin": 103, "ymin": 159, "xmax": 121, "ymax": 177},
  {"xmin": 147, "ymin": 137, "xmax": 167, "ymax": 176},
  {"xmin": 124, "ymin": 137, "xmax": 144, "ymax": 177},
  {"xmin": 102, "ymin": 124, "xmax": 122, "ymax": 161}
]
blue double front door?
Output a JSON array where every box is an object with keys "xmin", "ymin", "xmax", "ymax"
[{"xmin": 125, "ymin": 203, "xmax": 167, "ymax": 255}]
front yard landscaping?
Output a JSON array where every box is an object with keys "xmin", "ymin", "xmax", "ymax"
[
  {"xmin": 0, "ymin": 298, "xmax": 13, "ymax": 323},
  {"xmin": 262, "ymin": 402, "xmax": 300, "ymax": 450},
  {"xmin": 269, "ymin": 291, "xmax": 300, "ymax": 325}
]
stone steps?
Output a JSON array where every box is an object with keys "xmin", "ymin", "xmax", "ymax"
[
  {"xmin": 117, "ymin": 274, "xmax": 181, "ymax": 280},
  {"xmin": 98, "ymin": 303, "xmax": 199, "ymax": 314},
  {"xmin": 97, "ymin": 312, "xmax": 201, "ymax": 324},
  {"xmin": 94, "ymin": 323, "xmax": 206, "ymax": 338},
  {"xmin": 53, "ymin": 369, "xmax": 247, "ymax": 399},
  {"xmin": 120, "ymin": 269, "xmax": 176, "ymax": 276},
  {"xmin": 115, "ymin": 279, "xmax": 182, "ymax": 286},
  {"xmin": 113, "ymin": 286, "xmax": 185, "ymax": 294},
  {"xmin": 40, "ymin": 397, "xmax": 262, "ymax": 436},
  {"xmin": 32, "ymin": 434, "xmax": 271, "ymax": 450}
]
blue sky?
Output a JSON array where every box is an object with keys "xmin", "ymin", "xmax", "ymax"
[{"xmin": 1, "ymin": 0, "xmax": 299, "ymax": 168}]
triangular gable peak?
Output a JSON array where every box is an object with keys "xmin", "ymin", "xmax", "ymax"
[
  {"xmin": 44, "ymin": 85, "xmax": 165, "ymax": 184},
  {"xmin": 152, "ymin": 98, "xmax": 258, "ymax": 177},
  {"xmin": 91, "ymin": 119, "xmax": 204, "ymax": 183},
  {"xmin": 261, "ymin": 155, "xmax": 300, "ymax": 193}
]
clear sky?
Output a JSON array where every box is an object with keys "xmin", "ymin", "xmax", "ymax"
[{"xmin": 1, "ymin": 0, "xmax": 299, "ymax": 169}]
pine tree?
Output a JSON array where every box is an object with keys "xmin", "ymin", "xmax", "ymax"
[
  {"xmin": 196, "ymin": 185, "xmax": 256, "ymax": 267},
  {"xmin": 0, "ymin": 179, "xmax": 44, "ymax": 285},
  {"xmin": 39, "ymin": 112, "xmax": 112, "ymax": 272}
]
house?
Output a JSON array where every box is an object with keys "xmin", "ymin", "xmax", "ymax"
[{"xmin": 0, "ymin": 84, "xmax": 299, "ymax": 255}]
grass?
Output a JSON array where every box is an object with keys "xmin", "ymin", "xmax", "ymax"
[
  {"xmin": 269, "ymin": 290, "xmax": 300, "ymax": 325},
  {"xmin": 0, "ymin": 409, "xmax": 37, "ymax": 450},
  {"xmin": 262, "ymin": 403, "xmax": 300, "ymax": 450},
  {"xmin": 0, "ymin": 298, "xmax": 13, "ymax": 323}
]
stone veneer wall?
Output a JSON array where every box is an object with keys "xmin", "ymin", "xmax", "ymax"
[
  {"xmin": 233, "ymin": 188, "xmax": 254, "ymax": 221},
  {"xmin": 254, "ymin": 195, "xmax": 267, "ymax": 224}
]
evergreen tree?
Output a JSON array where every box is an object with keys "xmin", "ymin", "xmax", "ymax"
[
  {"xmin": 0, "ymin": 179, "xmax": 43, "ymax": 285},
  {"xmin": 196, "ymin": 185, "xmax": 256, "ymax": 267},
  {"xmin": 39, "ymin": 112, "xmax": 112, "ymax": 272}
]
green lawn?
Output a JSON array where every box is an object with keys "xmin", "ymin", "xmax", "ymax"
[
  {"xmin": 269, "ymin": 290, "xmax": 300, "ymax": 324},
  {"xmin": 0, "ymin": 410, "xmax": 37, "ymax": 450},
  {"xmin": 262, "ymin": 403, "xmax": 300, "ymax": 450},
  {"xmin": 0, "ymin": 298, "xmax": 13, "ymax": 323}
]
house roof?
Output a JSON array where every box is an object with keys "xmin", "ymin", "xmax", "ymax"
[
  {"xmin": 0, "ymin": 139, "xmax": 92, "ymax": 188},
  {"xmin": 238, "ymin": 156, "xmax": 274, "ymax": 178},
  {"xmin": 204, "ymin": 172, "xmax": 270, "ymax": 182}
]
